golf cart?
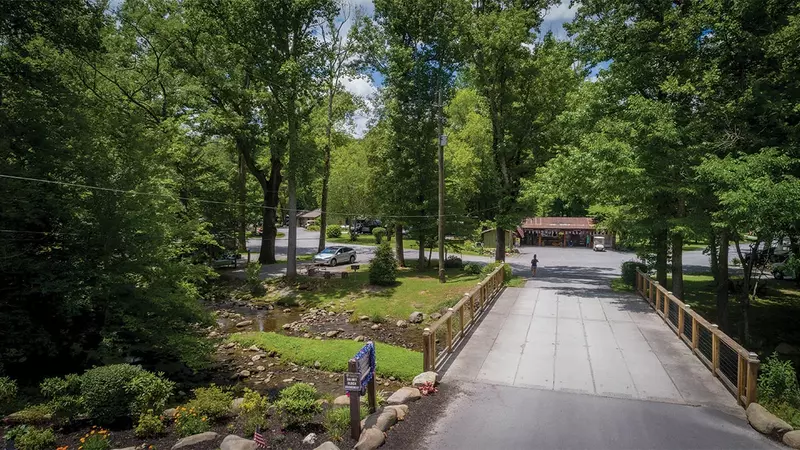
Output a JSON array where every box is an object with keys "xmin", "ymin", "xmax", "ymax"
[{"xmin": 593, "ymin": 236, "xmax": 606, "ymax": 252}]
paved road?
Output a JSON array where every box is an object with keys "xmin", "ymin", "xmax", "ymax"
[{"xmin": 419, "ymin": 246, "xmax": 775, "ymax": 450}]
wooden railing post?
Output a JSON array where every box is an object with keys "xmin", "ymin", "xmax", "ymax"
[
  {"xmin": 478, "ymin": 282, "xmax": 485, "ymax": 310},
  {"xmin": 651, "ymin": 281, "xmax": 658, "ymax": 306},
  {"xmin": 737, "ymin": 353, "xmax": 746, "ymax": 405},
  {"xmin": 422, "ymin": 328, "xmax": 431, "ymax": 371},
  {"xmin": 711, "ymin": 324, "xmax": 720, "ymax": 376},
  {"xmin": 446, "ymin": 308, "xmax": 454, "ymax": 353},
  {"xmin": 678, "ymin": 304, "xmax": 685, "ymax": 337},
  {"xmin": 746, "ymin": 352, "xmax": 760, "ymax": 406},
  {"xmin": 665, "ymin": 291, "xmax": 672, "ymax": 317},
  {"xmin": 691, "ymin": 313, "xmax": 699, "ymax": 350}
]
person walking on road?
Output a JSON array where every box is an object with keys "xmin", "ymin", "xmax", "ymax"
[{"xmin": 531, "ymin": 254, "xmax": 539, "ymax": 277}]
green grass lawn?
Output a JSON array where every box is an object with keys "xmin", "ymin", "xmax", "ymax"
[
  {"xmin": 682, "ymin": 242, "xmax": 707, "ymax": 252},
  {"xmin": 505, "ymin": 275, "xmax": 527, "ymax": 288},
  {"xmin": 327, "ymin": 235, "xmax": 486, "ymax": 256},
  {"xmin": 610, "ymin": 278, "xmax": 634, "ymax": 292},
  {"xmin": 229, "ymin": 332, "xmax": 422, "ymax": 381},
  {"xmin": 294, "ymin": 267, "xmax": 483, "ymax": 319},
  {"xmin": 667, "ymin": 273, "xmax": 800, "ymax": 355}
]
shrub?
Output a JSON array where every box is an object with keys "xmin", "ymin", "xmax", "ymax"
[
  {"xmin": 274, "ymin": 383, "xmax": 321, "ymax": 428},
  {"xmin": 369, "ymin": 312, "xmax": 385, "ymax": 324},
  {"xmin": 464, "ymin": 263, "xmax": 481, "ymax": 275},
  {"xmin": 185, "ymin": 385, "xmax": 233, "ymax": 421},
  {"xmin": 759, "ymin": 353, "xmax": 800, "ymax": 407},
  {"xmin": 40, "ymin": 374, "xmax": 83, "ymax": 422},
  {"xmin": 79, "ymin": 427, "xmax": 111, "ymax": 450},
  {"xmin": 326, "ymin": 225, "xmax": 342, "ymax": 238},
  {"xmin": 621, "ymin": 261, "xmax": 648, "ymax": 287},
  {"xmin": 307, "ymin": 224, "xmax": 320, "ymax": 231},
  {"xmin": 372, "ymin": 227, "xmax": 387, "ymax": 244},
  {"xmin": 127, "ymin": 371, "xmax": 175, "ymax": 416},
  {"xmin": 444, "ymin": 256, "xmax": 463, "ymax": 269},
  {"xmin": 0, "ymin": 376, "xmax": 17, "ymax": 413},
  {"xmin": 81, "ymin": 364, "xmax": 143, "ymax": 423},
  {"xmin": 481, "ymin": 262, "xmax": 511, "ymax": 282},
  {"xmin": 245, "ymin": 263, "xmax": 264, "ymax": 295},
  {"xmin": 323, "ymin": 405, "xmax": 368, "ymax": 442},
  {"xmin": 349, "ymin": 229, "xmax": 358, "ymax": 241},
  {"xmin": 369, "ymin": 243, "xmax": 397, "ymax": 286},
  {"xmin": 239, "ymin": 389, "xmax": 270, "ymax": 435},
  {"xmin": 174, "ymin": 406, "xmax": 210, "ymax": 437},
  {"xmin": 135, "ymin": 411, "xmax": 166, "ymax": 438},
  {"xmin": 12, "ymin": 427, "xmax": 56, "ymax": 450}
]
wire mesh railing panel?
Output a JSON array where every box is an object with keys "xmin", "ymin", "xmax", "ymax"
[
  {"xmin": 719, "ymin": 340, "xmax": 739, "ymax": 386},
  {"xmin": 668, "ymin": 300, "xmax": 679, "ymax": 327},
  {"xmin": 698, "ymin": 326, "xmax": 713, "ymax": 362},
  {"xmin": 682, "ymin": 313, "xmax": 693, "ymax": 340}
]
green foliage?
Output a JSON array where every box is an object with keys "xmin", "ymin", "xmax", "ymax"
[
  {"xmin": 0, "ymin": 377, "xmax": 18, "ymax": 413},
  {"xmin": 135, "ymin": 411, "xmax": 166, "ymax": 438},
  {"xmin": 238, "ymin": 388, "xmax": 270, "ymax": 435},
  {"xmin": 230, "ymin": 333, "xmax": 422, "ymax": 381},
  {"xmin": 307, "ymin": 224, "xmax": 321, "ymax": 232},
  {"xmin": 12, "ymin": 427, "xmax": 56, "ymax": 450},
  {"xmin": 80, "ymin": 364, "xmax": 143, "ymax": 423},
  {"xmin": 323, "ymin": 405, "xmax": 368, "ymax": 441},
  {"xmin": 444, "ymin": 256, "xmax": 463, "ymax": 269},
  {"xmin": 372, "ymin": 227, "xmax": 387, "ymax": 244},
  {"xmin": 274, "ymin": 383, "xmax": 321, "ymax": 428},
  {"xmin": 758, "ymin": 353, "xmax": 800, "ymax": 407},
  {"xmin": 481, "ymin": 262, "xmax": 510, "ymax": 282},
  {"xmin": 326, "ymin": 225, "xmax": 342, "ymax": 238},
  {"xmin": 245, "ymin": 263, "xmax": 265, "ymax": 295},
  {"xmin": 369, "ymin": 243, "xmax": 397, "ymax": 286},
  {"xmin": 185, "ymin": 385, "xmax": 234, "ymax": 421},
  {"xmin": 40, "ymin": 374, "xmax": 83, "ymax": 421},
  {"xmin": 127, "ymin": 370, "xmax": 175, "ymax": 417},
  {"xmin": 611, "ymin": 278, "xmax": 635, "ymax": 293},
  {"xmin": 369, "ymin": 312, "xmax": 386, "ymax": 324},
  {"xmin": 4, "ymin": 426, "xmax": 30, "ymax": 443},
  {"xmin": 464, "ymin": 263, "xmax": 481, "ymax": 275},
  {"xmin": 7, "ymin": 404, "xmax": 53, "ymax": 425},
  {"xmin": 173, "ymin": 406, "xmax": 210, "ymax": 437},
  {"xmin": 621, "ymin": 261, "xmax": 648, "ymax": 287}
]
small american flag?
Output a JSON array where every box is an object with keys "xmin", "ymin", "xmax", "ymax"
[{"xmin": 253, "ymin": 425, "xmax": 267, "ymax": 448}]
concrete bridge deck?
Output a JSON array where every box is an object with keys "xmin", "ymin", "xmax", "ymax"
[{"xmin": 422, "ymin": 265, "xmax": 778, "ymax": 449}]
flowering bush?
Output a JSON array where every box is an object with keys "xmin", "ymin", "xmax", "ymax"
[
  {"xmin": 418, "ymin": 382, "xmax": 438, "ymax": 396},
  {"xmin": 78, "ymin": 427, "xmax": 110, "ymax": 450},
  {"xmin": 239, "ymin": 389, "xmax": 269, "ymax": 435},
  {"xmin": 174, "ymin": 406, "xmax": 209, "ymax": 437},
  {"xmin": 185, "ymin": 385, "xmax": 233, "ymax": 421}
]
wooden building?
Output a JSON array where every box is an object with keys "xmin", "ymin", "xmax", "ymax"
[{"xmin": 519, "ymin": 217, "xmax": 614, "ymax": 249}]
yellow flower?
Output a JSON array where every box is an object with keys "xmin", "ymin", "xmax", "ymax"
[
  {"xmin": 80, "ymin": 438, "xmax": 85, "ymax": 443},
  {"xmin": 201, "ymin": 417, "xmax": 206, "ymax": 422}
]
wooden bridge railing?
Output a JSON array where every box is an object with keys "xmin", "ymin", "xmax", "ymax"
[
  {"xmin": 422, "ymin": 263, "xmax": 506, "ymax": 372},
  {"xmin": 635, "ymin": 269, "xmax": 760, "ymax": 407}
]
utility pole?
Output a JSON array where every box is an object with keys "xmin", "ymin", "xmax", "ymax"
[{"xmin": 437, "ymin": 82, "xmax": 446, "ymax": 283}]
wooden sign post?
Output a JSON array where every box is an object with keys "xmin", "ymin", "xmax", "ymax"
[{"xmin": 345, "ymin": 341, "xmax": 376, "ymax": 439}]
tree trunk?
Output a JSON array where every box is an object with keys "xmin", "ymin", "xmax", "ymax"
[
  {"xmin": 318, "ymin": 84, "xmax": 334, "ymax": 253},
  {"xmin": 654, "ymin": 229, "xmax": 668, "ymax": 286},
  {"xmin": 715, "ymin": 229, "xmax": 729, "ymax": 331},
  {"xmin": 237, "ymin": 153, "xmax": 247, "ymax": 252},
  {"xmin": 709, "ymin": 232, "xmax": 719, "ymax": 285},
  {"xmin": 286, "ymin": 95, "xmax": 299, "ymax": 280},
  {"xmin": 236, "ymin": 135, "xmax": 280, "ymax": 265},
  {"xmin": 260, "ymin": 194, "xmax": 277, "ymax": 264},
  {"xmin": 395, "ymin": 224, "xmax": 405, "ymax": 267},
  {"xmin": 671, "ymin": 233, "xmax": 684, "ymax": 300},
  {"xmin": 495, "ymin": 226, "xmax": 505, "ymax": 262},
  {"xmin": 734, "ymin": 240, "xmax": 758, "ymax": 344}
]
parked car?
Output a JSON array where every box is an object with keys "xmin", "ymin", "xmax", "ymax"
[
  {"xmin": 352, "ymin": 219, "xmax": 382, "ymax": 234},
  {"xmin": 313, "ymin": 246, "xmax": 356, "ymax": 266},
  {"xmin": 772, "ymin": 262, "xmax": 796, "ymax": 280}
]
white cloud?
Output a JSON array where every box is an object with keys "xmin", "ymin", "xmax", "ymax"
[
  {"xmin": 543, "ymin": 0, "xmax": 578, "ymax": 22},
  {"xmin": 341, "ymin": 75, "xmax": 377, "ymax": 138}
]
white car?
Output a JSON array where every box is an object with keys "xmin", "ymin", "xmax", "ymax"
[{"xmin": 313, "ymin": 246, "xmax": 357, "ymax": 266}]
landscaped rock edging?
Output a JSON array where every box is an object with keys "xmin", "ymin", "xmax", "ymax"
[
  {"xmin": 171, "ymin": 431, "xmax": 221, "ymax": 450},
  {"xmin": 412, "ymin": 371, "xmax": 438, "ymax": 387},
  {"xmin": 220, "ymin": 434, "xmax": 258, "ymax": 450},
  {"xmin": 386, "ymin": 386, "xmax": 421, "ymax": 405},
  {"xmin": 746, "ymin": 403, "xmax": 793, "ymax": 438},
  {"xmin": 313, "ymin": 442, "xmax": 340, "ymax": 450},
  {"xmin": 785, "ymin": 431, "xmax": 800, "ymax": 449}
]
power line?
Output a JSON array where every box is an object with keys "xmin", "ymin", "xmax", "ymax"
[{"xmin": 0, "ymin": 173, "xmax": 500, "ymax": 219}]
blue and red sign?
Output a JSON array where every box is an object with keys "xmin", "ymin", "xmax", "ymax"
[{"xmin": 352, "ymin": 341, "xmax": 376, "ymax": 390}]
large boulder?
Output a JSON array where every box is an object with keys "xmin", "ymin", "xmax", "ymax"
[
  {"xmin": 220, "ymin": 435, "xmax": 257, "ymax": 450},
  {"xmin": 354, "ymin": 428, "xmax": 385, "ymax": 450},
  {"xmin": 313, "ymin": 442, "xmax": 340, "ymax": 450},
  {"xmin": 333, "ymin": 395, "xmax": 350, "ymax": 407},
  {"xmin": 230, "ymin": 398, "xmax": 245, "ymax": 415},
  {"xmin": 236, "ymin": 320, "xmax": 253, "ymax": 328},
  {"xmin": 172, "ymin": 432, "xmax": 220, "ymax": 450},
  {"xmin": 412, "ymin": 371, "xmax": 438, "ymax": 387},
  {"xmin": 384, "ymin": 404, "xmax": 409, "ymax": 421},
  {"xmin": 784, "ymin": 431, "xmax": 800, "ymax": 449},
  {"xmin": 387, "ymin": 387, "xmax": 421, "ymax": 405},
  {"xmin": 408, "ymin": 312, "xmax": 424, "ymax": 323},
  {"xmin": 746, "ymin": 403, "xmax": 793, "ymax": 436},
  {"xmin": 363, "ymin": 408, "xmax": 397, "ymax": 432}
]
